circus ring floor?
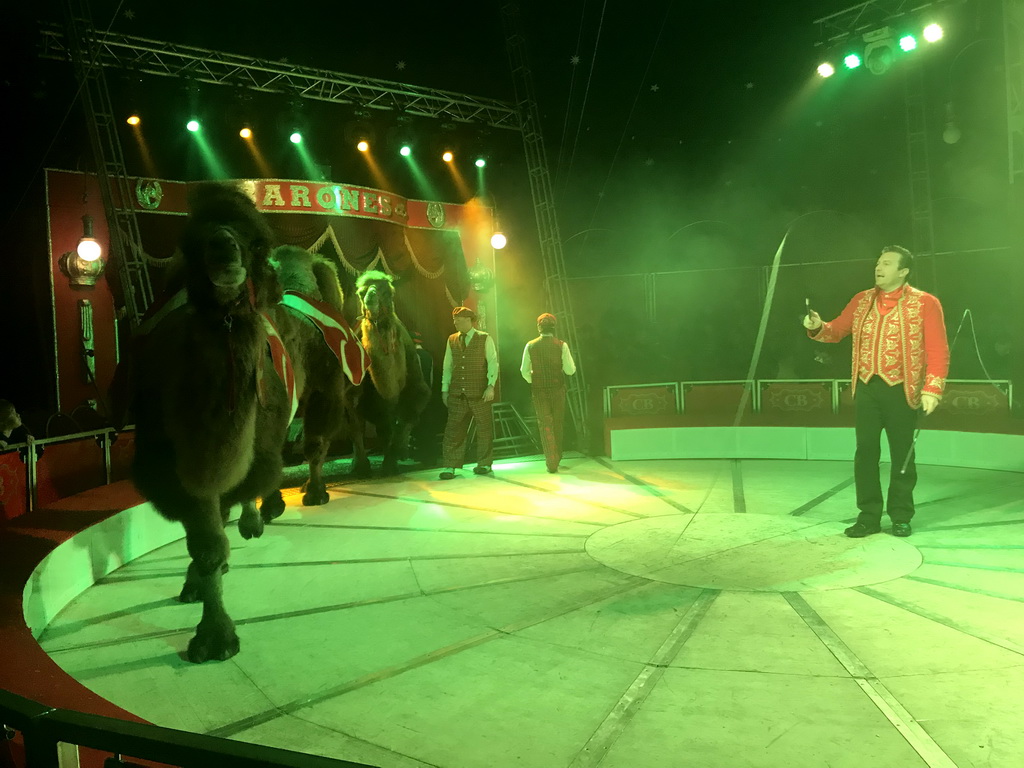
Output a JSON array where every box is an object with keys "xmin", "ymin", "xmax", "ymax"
[{"xmin": 27, "ymin": 455, "xmax": 1024, "ymax": 768}]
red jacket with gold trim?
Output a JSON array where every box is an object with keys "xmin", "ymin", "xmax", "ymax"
[{"xmin": 809, "ymin": 284, "xmax": 948, "ymax": 408}]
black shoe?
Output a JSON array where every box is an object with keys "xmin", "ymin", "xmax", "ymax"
[
  {"xmin": 438, "ymin": 469, "xmax": 456, "ymax": 480},
  {"xmin": 891, "ymin": 522, "xmax": 912, "ymax": 537},
  {"xmin": 844, "ymin": 522, "xmax": 881, "ymax": 538},
  {"xmin": 473, "ymin": 465, "xmax": 492, "ymax": 475}
]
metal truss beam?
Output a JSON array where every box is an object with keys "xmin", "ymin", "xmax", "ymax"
[
  {"xmin": 814, "ymin": 0, "xmax": 954, "ymax": 45},
  {"xmin": 60, "ymin": 5, "xmax": 154, "ymax": 327},
  {"xmin": 39, "ymin": 27, "xmax": 521, "ymax": 131},
  {"xmin": 501, "ymin": 2, "xmax": 589, "ymax": 450}
]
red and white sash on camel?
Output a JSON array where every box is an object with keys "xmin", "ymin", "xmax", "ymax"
[
  {"xmin": 258, "ymin": 313, "xmax": 299, "ymax": 423},
  {"xmin": 280, "ymin": 291, "xmax": 369, "ymax": 386}
]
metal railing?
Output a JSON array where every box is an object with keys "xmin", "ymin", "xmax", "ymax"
[
  {"xmin": 1, "ymin": 426, "xmax": 129, "ymax": 516},
  {"xmin": 1, "ymin": 688, "xmax": 374, "ymax": 768}
]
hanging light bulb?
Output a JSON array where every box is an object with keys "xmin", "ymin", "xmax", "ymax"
[{"xmin": 76, "ymin": 215, "xmax": 102, "ymax": 261}]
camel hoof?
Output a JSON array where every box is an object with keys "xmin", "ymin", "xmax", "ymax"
[
  {"xmin": 238, "ymin": 514, "xmax": 264, "ymax": 540},
  {"xmin": 302, "ymin": 487, "xmax": 330, "ymax": 506},
  {"xmin": 260, "ymin": 492, "xmax": 286, "ymax": 522},
  {"xmin": 187, "ymin": 625, "xmax": 240, "ymax": 663},
  {"xmin": 178, "ymin": 584, "xmax": 201, "ymax": 603}
]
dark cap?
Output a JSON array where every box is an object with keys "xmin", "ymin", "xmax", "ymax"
[
  {"xmin": 411, "ymin": 330, "xmax": 423, "ymax": 345},
  {"xmin": 537, "ymin": 313, "xmax": 556, "ymax": 325},
  {"xmin": 452, "ymin": 306, "xmax": 476, "ymax": 320}
]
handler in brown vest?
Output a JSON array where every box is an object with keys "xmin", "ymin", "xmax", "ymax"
[
  {"xmin": 520, "ymin": 313, "xmax": 576, "ymax": 473},
  {"xmin": 439, "ymin": 306, "xmax": 499, "ymax": 479}
]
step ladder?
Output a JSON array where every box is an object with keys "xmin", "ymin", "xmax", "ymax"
[{"xmin": 469, "ymin": 401, "xmax": 540, "ymax": 460}]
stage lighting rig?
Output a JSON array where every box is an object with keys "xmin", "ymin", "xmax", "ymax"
[
  {"xmin": 899, "ymin": 34, "xmax": 918, "ymax": 51},
  {"xmin": 864, "ymin": 27, "xmax": 896, "ymax": 75}
]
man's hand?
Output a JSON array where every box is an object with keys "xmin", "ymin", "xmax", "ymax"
[
  {"xmin": 482, "ymin": 386, "xmax": 495, "ymax": 403},
  {"xmin": 442, "ymin": 391, "xmax": 449, "ymax": 408},
  {"xmin": 921, "ymin": 393, "xmax": 939, "ymax": 415},
  {"xmin": 802, "ymin": 310, "xmax": 823, "ymax": 330}
]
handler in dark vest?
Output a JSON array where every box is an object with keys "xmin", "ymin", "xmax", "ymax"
[
  {"xmin": 439, "ymin": 306, "xmax": 499, "ymax": 480},
  {"xmin": 520, "ymin": 313, "xmax": 577, "ymax": 473}
]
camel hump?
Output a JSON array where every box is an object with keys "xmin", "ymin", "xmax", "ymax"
[
  {"xmin": 311, "ymin": 257, "xmax": 345, "ymax": 312},
  {"xmin": 271, "ymin": 245, "xmax": 320, "ymax": 296}
]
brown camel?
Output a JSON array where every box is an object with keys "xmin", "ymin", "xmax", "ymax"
[
  {"xmin": 351, "ymin": 270, "xmax": 430, "ymax": 476},
  {"xmin": 130, "ymin": 183, "xmax": 298, "ymax": 663},
  {"xmin": 259, "ymin": 245, "xmax": 359, "ymax": 516}
]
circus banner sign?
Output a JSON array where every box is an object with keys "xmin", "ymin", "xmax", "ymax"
[
  {"xmin": 941, "ymin": 381, "xmax": 1011, "ymax": 416},
  {"xmin": 760, "ymin": 380, "xmax": 835, "ymax": 414},
  {"xmin": 606, "ymin": 384, "xmax": 680, "ymax": 418}
]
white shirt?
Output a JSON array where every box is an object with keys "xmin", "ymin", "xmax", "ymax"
[
  {"xmin": 441, "ymin": 327, "xmax": 499, "ymax": 392},
  {"xmin": 520, "ymin": 334, "xmax": 577, "ymax": 383}
]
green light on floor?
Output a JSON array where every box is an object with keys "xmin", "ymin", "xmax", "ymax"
[{"xmin": 899, "ymin": 35, "xmax": 917, "ymax": 52}]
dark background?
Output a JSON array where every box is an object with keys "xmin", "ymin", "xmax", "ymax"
[{"xmin": 2, "ymin": 0, "xmax": 1020, "ymax": 435}]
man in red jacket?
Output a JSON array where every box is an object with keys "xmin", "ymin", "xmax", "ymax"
[
  {"xmin": 804, "ymin": 246, "xmax": 948, "ymax": 538},
  {"xmin": 520, "ymin": 313, "xmax": 577, "ymax": 473}
]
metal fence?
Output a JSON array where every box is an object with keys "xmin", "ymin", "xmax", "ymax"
[{"xmin": 1, "ymin": 688, "xmax": 374, "ymax": 768}]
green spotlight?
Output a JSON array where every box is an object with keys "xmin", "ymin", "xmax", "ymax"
[
  {"xmin": 843, "ymin": 53, "xmax": 862, "ymax": 69},
  {"xmin": 186, "ymin": 119, "xmax": 200, "ymax": 132},
  {"xmin": 816, "ymin": 62, "xmax": 835, "ymax": 78},
  {"xmin": 400, "ymin": 145, "xmax": 412, "ymax": 157},
  {"xmin": 290, "ymin": 131, "xmax": 303, "ymax": 144},
  {"xmin": 474, "ymin": 157, "xmax": 486, "ymax": 168},
  {"xmin": 899, "ymin": 34, "xmax": 917, "ymax": 52}
]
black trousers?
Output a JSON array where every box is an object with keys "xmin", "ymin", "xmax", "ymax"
[{"xmin": 854, "ymin": 376, "xmax": 920, "ymax": 525}]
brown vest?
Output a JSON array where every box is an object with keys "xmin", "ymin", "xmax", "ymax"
[
  {"xmin": 528, "ymin": 336, "xmax": 565, "ymax": 390},
  {"xmin": 449, "ymin": 330, "xmax": 489, "ymax": 398}
]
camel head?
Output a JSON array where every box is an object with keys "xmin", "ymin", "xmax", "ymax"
[
  {"xmin": 180, "ymin": 183, "xmax": 279, "ymax": 312},
  {"xmin": 355, "ymin": 270, "xmax": 396, "ymax": 325}
]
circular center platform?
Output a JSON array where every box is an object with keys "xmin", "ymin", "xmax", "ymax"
[{"xmin": 585, "ymin": 513, "xmax": 922, "ymax": 591}]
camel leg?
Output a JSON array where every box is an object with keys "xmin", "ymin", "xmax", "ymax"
[
  {"xmin": 238, "ymin": 498, "xmax": 265, "ymax": 540},
  {"xmin": 182, "ymin": 499, "xmax": 239, "ymax": 663},
  {"xmin": 260, "ymin": 489, "xmax": 286, "ymax": 522},
  {"xmin": 302, "ymin": 434, "xmax": 331, "ymax": 505},
  {"xmin": 350, "ymin": 417, "xmax": 372, "ymax": 478},
  {"xmin": 381, "ymin": 419, "xmax": 408, "ymax": 476}
]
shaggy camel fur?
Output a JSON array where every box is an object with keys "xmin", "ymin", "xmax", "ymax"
[
  {"xmin": 351, "ymin": 271, "xmax": 429, "ymax": 476},
  {"xmin": 131, "ymin": 183, "xmax": 297, "ymax": 662},
  {"xmin": 259, "ymin": 245, "xmax": 358, "ymax": 517}
]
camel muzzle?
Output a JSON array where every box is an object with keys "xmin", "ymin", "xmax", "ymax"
[{"xmin": 207, "ymin": 228, "xmax": 248, "ymax": 288}]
